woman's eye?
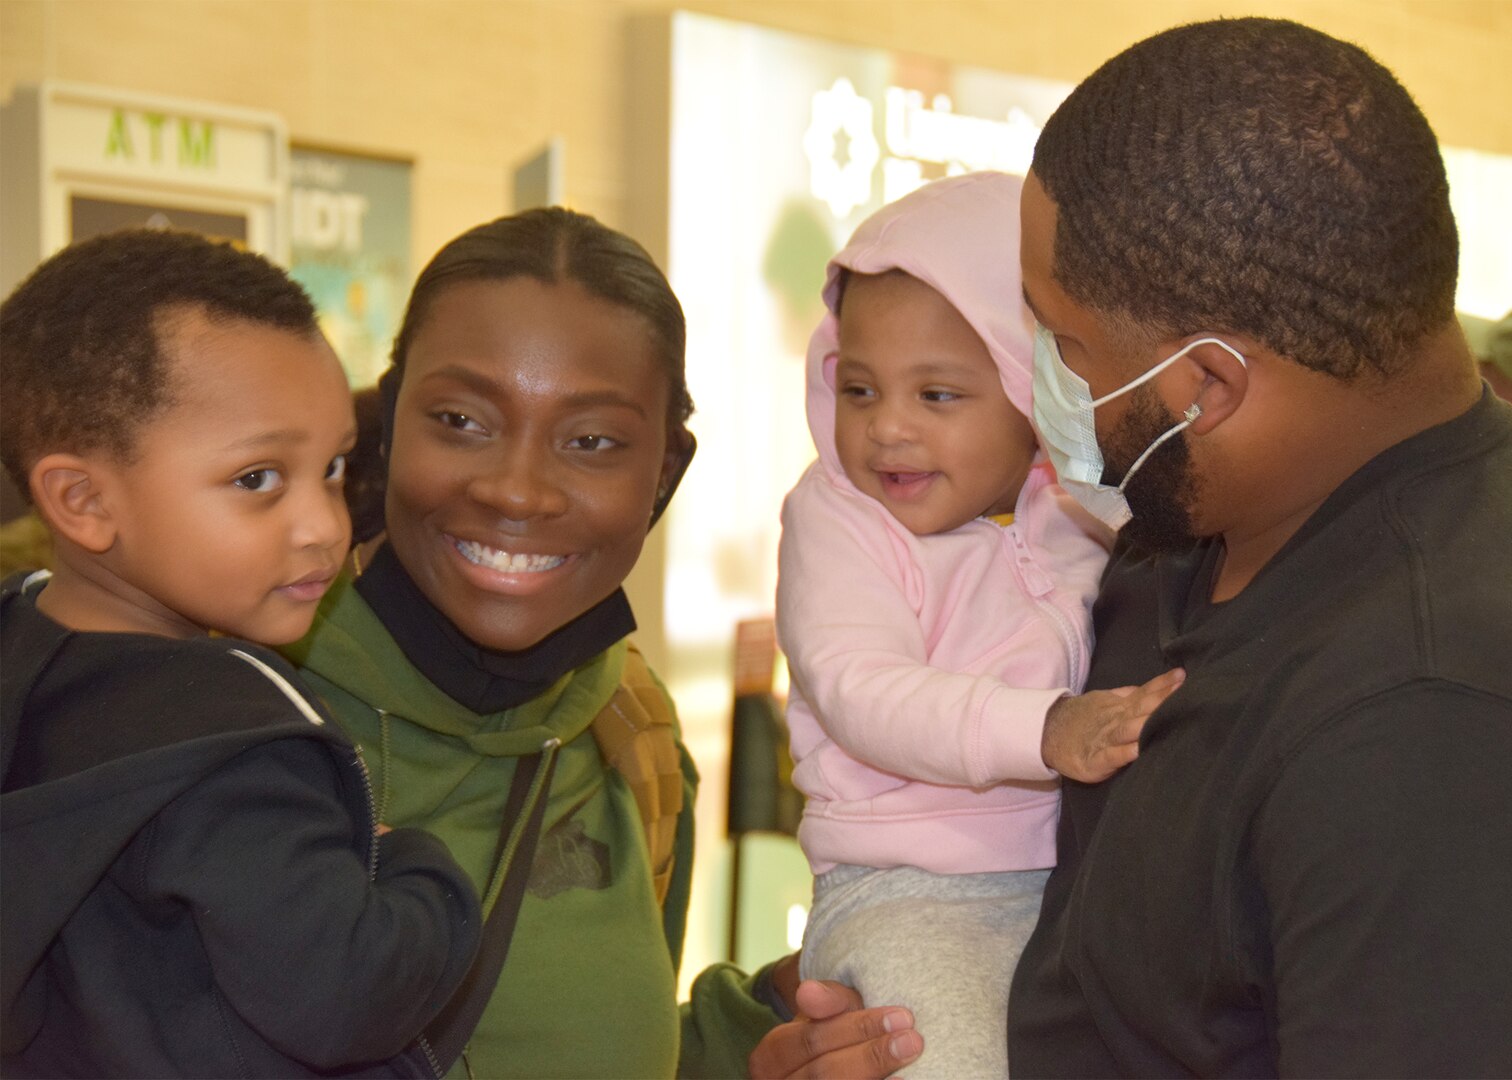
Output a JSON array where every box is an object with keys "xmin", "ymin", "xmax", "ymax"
[
  {"xmin": 567, "ymin": 433, "xmax": 621, "ymax": 452},
  {"xmin": 325, "ymin": 454, "xmax": 348, "ymax": 483},
  {"xmin": 435, "ymin": 410, "xmax": 486, "ymax": 435},
  {"xmin": 234, "ymin": 469, "xmax": 283, "ymax": 493}
]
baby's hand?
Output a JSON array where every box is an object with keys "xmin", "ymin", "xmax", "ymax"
[{"xmin": 1042, "ymin": 668, "xmax": 1185, "ymax": 783}]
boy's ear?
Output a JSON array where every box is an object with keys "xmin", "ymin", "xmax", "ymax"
[{"xmin": 29, "ymin": 453, "xmax": 119, "ymax": 554}]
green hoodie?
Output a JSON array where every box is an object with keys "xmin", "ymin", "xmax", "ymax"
[{"xmin": 285, "ymin": 576, "xmax": 779, "ymax": 1078}]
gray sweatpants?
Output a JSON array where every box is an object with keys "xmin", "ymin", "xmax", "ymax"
[{"xmin": 799, "ymin": 863, "xmax": 1050, "ymax": 1079}]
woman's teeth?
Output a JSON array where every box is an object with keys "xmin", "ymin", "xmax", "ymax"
[{"xmin": 455, "ymin": 540, "xmax": 567, "ymax": 573}]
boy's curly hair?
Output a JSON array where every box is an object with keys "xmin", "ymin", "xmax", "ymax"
[
  {"xmin": 0, "ymin": 229, "xmax": 319, "ymax": 499},
  {"xmin": 1031, "ymin": 17, "xmax": 1458, "ymax": 380}
]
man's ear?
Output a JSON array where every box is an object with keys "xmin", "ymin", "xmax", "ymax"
[
  {"xmin": 29, "ymin": 453, "xmax": 118, "ymax": 554},
  {"xmin": 1182, "ymin": 338, "xmax": 1251, "ymax": 436}
]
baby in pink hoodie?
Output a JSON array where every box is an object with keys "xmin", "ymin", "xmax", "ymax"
[{"xmin": 778, "ymin": 172, "xmax": 1171, "ymax": 1076}]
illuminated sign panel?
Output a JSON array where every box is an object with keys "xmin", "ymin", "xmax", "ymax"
[{"xmin": 663, "ymin": 12, "xmax": 1071, "ymax": 657}]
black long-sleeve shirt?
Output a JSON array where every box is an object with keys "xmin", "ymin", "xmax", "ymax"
[{"xmin": 1009, "ymin": 388, "xmax": 1512, "ymax": 1077}]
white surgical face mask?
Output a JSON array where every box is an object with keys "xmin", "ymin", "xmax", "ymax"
[{"xmin": 1032, "ymin": 324, "xmax": 1246, "ymax": 530}]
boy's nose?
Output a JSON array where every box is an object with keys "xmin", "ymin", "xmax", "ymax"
[{"xmin": 293, "ymin": 485, "xmax": 350, "ymax": 552}]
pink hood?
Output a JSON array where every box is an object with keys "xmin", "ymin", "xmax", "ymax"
[{"xmin": 806, "ymin": 171, "xmax": 1035, "ymax": 481}]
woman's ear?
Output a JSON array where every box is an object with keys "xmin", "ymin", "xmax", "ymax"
[
  {"xmin": 29, "ymin": 453, "xmax": 119, "ymax": 554},
  {"xmin": 650, "ymin": 428, "xmax": 696, "ymax": 528},
  {"xmin": 1182, "ymin": 338, "xmax": 1251, "ymax": 436}
]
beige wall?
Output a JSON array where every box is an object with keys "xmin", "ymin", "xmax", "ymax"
[{"xmin": 5, "ymin": 0, "xmax": 1510, "ymax": 276}]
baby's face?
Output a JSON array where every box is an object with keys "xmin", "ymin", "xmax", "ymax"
[
  {"xmin": 833, "ymin": 271, "xmax": 1037, "ymax": 535},
  {"xmin": 101, "ymin": 309, "xmax": 355, "ymax": 643}
]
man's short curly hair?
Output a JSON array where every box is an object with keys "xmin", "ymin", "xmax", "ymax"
[
  {"xmin": 1032, "ymin": 17, "xmax": 1457, "ymax": 380},
  {"xmin": 0, "ymin": 229, "xmax": 319, "ymax": 499}
]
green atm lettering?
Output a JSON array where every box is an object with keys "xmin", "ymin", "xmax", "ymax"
[
  {"xmin": 101, "ymin": 110, "xmax": 216, "ymax": 169},
  {"xmin": 104, "ymin": 109, "xmax": 132, "ymax": 159},
  {"xmin": 142, "ymin": 113, "xmax": 167, "ymax": 163},
  {"xmin": 179, "ymin": 120, "xmax": 214, "ymax": 168}
]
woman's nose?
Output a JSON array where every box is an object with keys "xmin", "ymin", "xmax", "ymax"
[{"xmin": 465, "ymin": 445, "xmax": 569, "ymax": 520}]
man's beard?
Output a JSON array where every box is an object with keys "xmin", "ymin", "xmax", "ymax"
[{"xmin": 1101, "ymin": 384, "xmax": 1202, "ymax": 555}]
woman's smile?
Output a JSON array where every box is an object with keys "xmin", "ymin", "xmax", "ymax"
[{"xmin": 451, "ymin": 536, "xmax": 571, "ymax": 574}]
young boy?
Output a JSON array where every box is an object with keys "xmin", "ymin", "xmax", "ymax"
[
  {"xmin": 0, "ymin": 230, "xmax": 481, "ymax": 1078},
  {"xmin": 778, "ymin": 173, "xmax": 1181, "ymax": 1076}
]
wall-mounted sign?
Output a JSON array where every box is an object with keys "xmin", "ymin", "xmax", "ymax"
[
  {"xmin": 659, "ymin": 11, "xmax": 1072, "ymax": 659},
  {"xmin": 0, "ymin": 81, "xmax": 288, "ymax": 298},
  {"xmin": 288, "ymin": 145, "xmax": 412, "ymax": 386}
]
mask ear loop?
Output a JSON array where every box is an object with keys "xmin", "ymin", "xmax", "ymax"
[
  {"xmin": 1106, "ymin": 335, "xmax": 1245, "ymax": 494},
  {"xmin": 1115, "ymin": 402, "xmax": 1202, "ymax": 495}
]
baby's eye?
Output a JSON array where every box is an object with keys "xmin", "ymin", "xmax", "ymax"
[
  {"xmin": 325, "ymin": 454, "xmax": 348, "ymax": 483},
  {"xmin": 234, "ymin": 468, "xmax": 283, "ymax": 493},
  {"xmin": 566, "ymin": 433, "xmax": 621, "ymax": 452},
  {"xmin": 435, "ymin": 410, "xmax": 487, "ymax": 435},
  {"xmin": 921, "ymin": 389, "xmax": 961, "ymax": 403}
]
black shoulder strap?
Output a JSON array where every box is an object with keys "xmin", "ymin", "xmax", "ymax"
[{"xmin": 423, "ymin": 747, "xmax": 557, "ymax": 1071}]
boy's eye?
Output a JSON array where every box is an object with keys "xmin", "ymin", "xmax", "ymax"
[
  {"xmin": 325, "ymin": 454, "xmax": 348, "ymax": 483},
  {"xmin": 234, "ymin": 469, "xmax": 283, "ymax": 493},
  {"xmin": 840, "ymin": 384, "xmax": 875, "ymax": 401},
  {"xmin": 435, "ymin": 410, "xmax": 487, "ymax": 435},
  {"xmin": 566, "ymin": 433, "xmax": 621, "ymax": 452}
]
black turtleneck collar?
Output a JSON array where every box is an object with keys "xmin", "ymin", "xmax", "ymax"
[{"xmin": 354, "ymin": 542, "xmax": 636, "ymax": 715}]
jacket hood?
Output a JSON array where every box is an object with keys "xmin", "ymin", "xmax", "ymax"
[{"xmin": 806, "ymin": 171, "xmax": 1035, "ymax": 485}]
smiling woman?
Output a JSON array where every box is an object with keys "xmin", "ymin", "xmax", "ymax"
[
  {"xmin": 386, "ymin": 276, "xmax": 674, "ymax": 654},
  {"xmin": 281, "ymin": 208, "xmax": 786, "ymax": 1078}
]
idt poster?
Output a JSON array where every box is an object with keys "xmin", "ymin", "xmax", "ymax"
[{"xmin": 289, "ymin": 145, "xmax": 411, "ymax": 386}]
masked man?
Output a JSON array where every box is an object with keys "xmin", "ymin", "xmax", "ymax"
[
  {"xmin": 1009, "ymin": 17, "xmax": 1512, "ymax": 1077},
  {"xmin": 749, "ymin": 17, "xmax": 1511, "ymax": 1080}
]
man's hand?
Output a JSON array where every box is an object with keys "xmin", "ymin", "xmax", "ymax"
[
  {"xmin": 748, "ymin": 979, "xmax": 922, "ymax": 1079},
  {"xmin": 1042, "ymin": 668, "xmax": 1185, "ymax": 783}
]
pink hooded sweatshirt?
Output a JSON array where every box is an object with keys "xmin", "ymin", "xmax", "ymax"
[{"xmin": 777, "ymin": 172, "xmax": 1113, "ymax": 875}]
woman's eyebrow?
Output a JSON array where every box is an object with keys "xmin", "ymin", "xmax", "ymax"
[
  {"xmin": 559, "ymin": 390, "xmax": 647, "ymax": 418},
  {"xmin": 419, "ymin": 364, "xmax": 500, "ymax": 396},
  {"xmin": 419, "ymin": 366, "xmax": 646, "ymax": 418}
]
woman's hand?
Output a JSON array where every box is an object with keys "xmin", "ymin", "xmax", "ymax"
[{"xmin": 748, "ymin": 978, "xmax": 922, "ymax": 1079}]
